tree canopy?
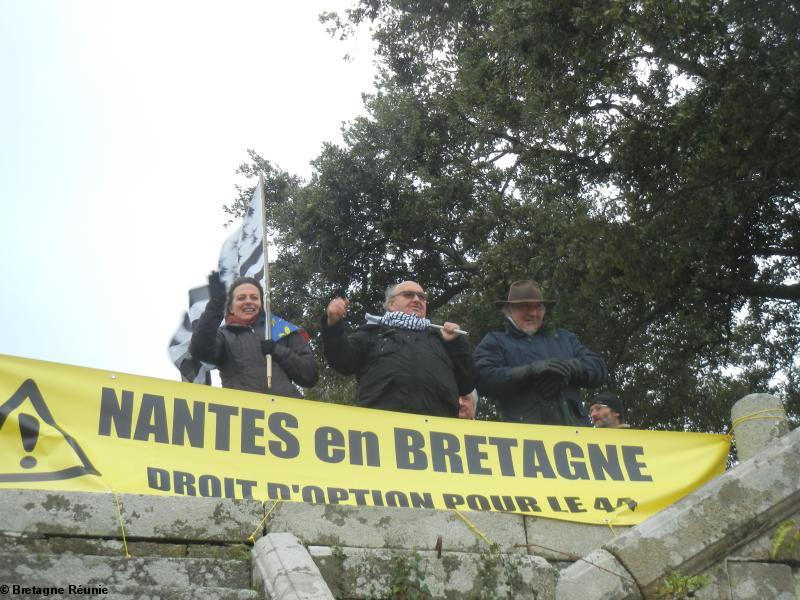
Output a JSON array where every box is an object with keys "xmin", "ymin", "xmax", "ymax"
[{"xmin": 230, "ymin": 0, "xmax": 800, "ymax": 431}]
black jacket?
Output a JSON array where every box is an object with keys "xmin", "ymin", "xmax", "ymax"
[
  {"xmin": 474, "ymin": 321, "xmax": 606, "ymax": 425},
  {"xmin": 189, "ymin": 297, "xmax": 318, "ymax": 398},
  {"xmin": 321, "ymin": 316, "xmax": 474, "ymax": 417}
]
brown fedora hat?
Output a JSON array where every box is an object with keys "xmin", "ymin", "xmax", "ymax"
[{"xmin": 494, "ymin": 280, "xmax": 557, "ymax": 307}]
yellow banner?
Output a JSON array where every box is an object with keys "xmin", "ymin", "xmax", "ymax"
[{"xmin": 0, "ymin": 354, "xmax": 730, "ymax": 525}]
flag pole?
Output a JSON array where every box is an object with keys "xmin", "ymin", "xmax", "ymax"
[{"xmin": 258, "ymin": 173, "xmax": 272, "ymax": 389}]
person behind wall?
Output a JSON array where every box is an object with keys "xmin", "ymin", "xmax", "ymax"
[
  {"xmin": 473, "ymin": 280, "xmax": 607, "ymax": 426},
  {"xmin": 321, "ymin": 280, "xmax": 475, "ymax": 417},
  {"xmin": 189, "ymin": 271, "xmax": 319, "ymax": 397},
  {"xmin": 589, "ymin": 391, "xmax": 629, "ymax": 428},
  {"xmin": 458, "ymin": 390, "xmax": 479, "ymax": 420}
]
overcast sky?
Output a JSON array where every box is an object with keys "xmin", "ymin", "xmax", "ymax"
[{"xmin": 0, "ymin": 0, "xmax": 376, "ymax": 380}]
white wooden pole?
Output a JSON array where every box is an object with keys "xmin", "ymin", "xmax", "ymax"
[{"xmin": 259, "ymin": 173, "xmax": 272, "ymax": 389}]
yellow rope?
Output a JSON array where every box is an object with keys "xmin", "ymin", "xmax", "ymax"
[
  {"xmin": 94, "ymin": 474, "xmax": 131, "ymax": 558},
  {"xmin": 730, "ymin": 408, "xmax": 788, "ymax": 434},
  {"xmin": 602, "ymin": 499, "xmax": 637, "ymax": 535},
  {"xmin": 605, "ymin": 519, "xmax": 617, "ymax": 536},
  {"xmin": 248, "ymin": 499, "xmax": 282, "ymax": 544},
  {"xmin": 111, "ymin": 491, "xmax": 131, "ymax": 559},
  {"xmin": 451, "ymin": 509, "xmax": 493, "ymax": 547}
]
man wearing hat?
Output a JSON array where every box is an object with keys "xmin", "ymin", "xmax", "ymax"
[
  {"xmin": 474, "ymin": 280, "xmax": 607, "ymax": 426},
  {"xmin": 589, "ymin": 392, "xmax": 628, "ymax": 428}
]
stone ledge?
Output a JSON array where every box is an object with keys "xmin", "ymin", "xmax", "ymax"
[
  {"xmin": 723, "ymin": 509, "xmax": 800, "ymax": 565},
  {"xmin": 3, "ymin": 586, "xmax": 258, "ymax": 600},
  {"xmin": 0, "ymin": 490, "xmax": 264, "ymax": 543},
  {"xmin": 310, "ymin": 544, "xmax": 556, "ymax": 599},
  {"xmin": 523, "ymin": 516, "xmax": 630, "ymax": 561},
  {"xmin": 0, "ymin": 535, "xmax": 253, "ymax": 560},
  {"xmin": 574, "ymin": 425, "xmax": 800, "ymax": 598},
  {"xmin": 727, "ymin": 561, "xmax": 796, "ymax": 600},
  {"xmin": 554, "ymin": 548, "xmax": 641, "ymax": 600},
  {"xmin": 252, "ymin": 532, "xmax": 333, "ymax": 600},
  {"xmin": 119, "ymin": 494, "xmax": 264, "ymax": 542},
  {"xmin": 266, "ymin": 501, "xmax": 527, "ymax": 553},
  {"xmin": 0, "ymin": 554, "xmax": 251, "ymax": 588}
]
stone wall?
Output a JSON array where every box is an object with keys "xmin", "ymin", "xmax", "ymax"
[
  {"xmin": 556, "ymin": 422, "xmax": 800, "ymax": 600},
  {"xmin": 1, "ymin": 394, "xmax": 797, "ymax": 599},
  {"xmin": 0, "ymin": 492, "xmax": 263, "ymax": 599}
]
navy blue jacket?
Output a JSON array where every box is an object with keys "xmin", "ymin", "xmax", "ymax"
[{"xmin": 474, "ymin": 320, "xmax": 606, "ymax": 425}]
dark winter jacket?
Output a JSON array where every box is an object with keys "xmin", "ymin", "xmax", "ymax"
[
  {"xmin": 189, "ymin": 296, "xmax": 318, "ymax": 398},
  {"xmin": 321, "ymin": 316, "xmax": 475, "ymax": 417},
  {"xmin": 474, "ymin": 320, "xmax": 606, "ymax": 425}
]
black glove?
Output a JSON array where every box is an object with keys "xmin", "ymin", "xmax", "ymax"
[
  {"xmin": 510, "ymin": 359, "xmax": 549, "ymax": 381},
  {"xmin": 208, "ymin": 271, "xmax": 226, "ymax": 302},
  {"xmin": 562, "ymin": 359, "xmax": 583, "ymax": 384},
  {"xmin": 536, "ymin": 373, "xmax": 566, "ymax": 399},
  {"xmin": 510, "ymin": 364, "xmax": 535, "ymax": 383},
  {"xmin": 261, "ymin": 339, "xmax": 276, "ymax": 356},
  {"xmin": 510, "ymin": 358, "xmax": 568, "ymax": 382},
  {"xmin": 540, "ymin": 359, "xmax": 571, "ymax": 380}
]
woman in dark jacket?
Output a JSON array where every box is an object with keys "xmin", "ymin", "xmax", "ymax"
[{"xmin": 189, "ymin": 272, "xmax": 318, "ymax": 397}]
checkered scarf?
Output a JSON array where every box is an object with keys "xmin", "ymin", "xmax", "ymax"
[{"xmin": 376, "ymin": 311, "xmax": 431, "ymax": 331}]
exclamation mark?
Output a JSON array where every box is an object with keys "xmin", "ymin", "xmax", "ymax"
[{"xmin": 19, "ymin": 413, "xmax": 39, "ymax": 469}]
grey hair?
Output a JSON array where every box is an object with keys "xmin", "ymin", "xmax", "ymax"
[{"xmin": 384, "ymin": 283, "xmax": 400, "ymax": 310}]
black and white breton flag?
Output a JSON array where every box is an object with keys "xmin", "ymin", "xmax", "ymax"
[{"xmin": 168, "ymin": 180, "xmax": 265, "ymax": 384}]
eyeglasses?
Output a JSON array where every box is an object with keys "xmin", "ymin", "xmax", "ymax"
[{"xmin": 395, "ymin": 290, "xmax": 428, "ymax": 302}]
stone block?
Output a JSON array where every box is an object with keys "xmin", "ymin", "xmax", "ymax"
[
  {"xmin": 252, "ymin": 532, "xmax": 334, "ymax": 599},
  {"xmin": 523, "ymin": 516, "xmax": 630, "ymax": 561},
  {"xmin": 1, "ymin": 533, "xmax": 254, "ymax": 562},
  {"xmin": 603, "ymin": 426, "xmax": 800, "ymax": 596},
  {"xmin": 7, "ymin": 586, "xmax": 259, "ymax": 600},
  {"xmin": 266, "ymin": 501, "xmax": 526, "ymax": 553},
  {"xmin": 0, "ymin": 490, "xmax": 119, "ymax": 537},
  {"xmin": 727, "ymin": 561, "xmax": 795, "ymax": 600},
  {"xmin": 0, "ymin": 490, "xmax": 264, "ymax": 544},
  {"xmin": 0, "ymin": 535, "xmax": 189, "ymax": 558},
  {"xmin": 727, "ymin": 511, "xmax": 800, "ymax": 562},
  {"xmin": 731, "ymin": 393, "xmax": 789, "ymax": 461},
  {"xmin": 186, "ymin": 543, "xmax": 253, "ymax": 561},
  {"xmin": 693, "ymin": 561, "xmax": 731, "ymax": 600},
  {"xmin": 117, "ymin": 494, "xmax": 264, "ymax": 542},
  {"xmin": 794, "ymin": 567, "xmax": 799, "ymax": 598},
  {"xmin": 0, "ymin": 554, "xmax": 251, "ymax": 589},
  {"xmin": 555, "ymin": 548, "xmax": 641, "ymax": 600},
  {"xmin": 310, "ymin": 544, "xmax": 555, "ymax": 599}
]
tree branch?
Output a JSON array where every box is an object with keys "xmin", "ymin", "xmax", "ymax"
[{"xmin": 707, "ymin": 280, "xmax": 800, "ymax": 301}]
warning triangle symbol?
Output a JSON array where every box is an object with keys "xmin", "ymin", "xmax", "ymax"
[{"xmin": 0, "ymin": 378, "xmax": 101, "ymax": 482}]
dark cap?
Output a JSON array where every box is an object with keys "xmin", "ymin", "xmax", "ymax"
[{"xmin": 590, "ymin": 392, "xmax": 625, "ymax": 421}]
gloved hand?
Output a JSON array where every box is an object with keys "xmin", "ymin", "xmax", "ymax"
[
  {"xmin": 569, "ymin": 359, "xmax": 583, "ymax": 382},
  {"xmin": 557, "ymin": 359, "xmax": 582, "ymax": 383},
  {"xmin": 536, "ymin": 373, "xmax": 566, "ymax": 398},
  {"xmin": 540, "ymin": 359, "xmax": 571, "ymax": 380},
  {"xmin": 261, "ymin": 339, "xmax": 276, "ymax": 356},
  {"xmin": 510, "ymin": 358, "xmax": 568, "ymax": 382},
  {"xmin": 208, "ymin": 271, "xmax": 226, "ymax": 303}
]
